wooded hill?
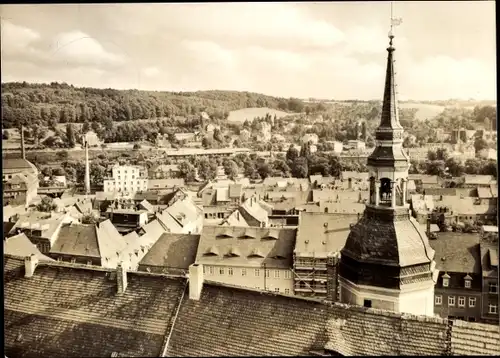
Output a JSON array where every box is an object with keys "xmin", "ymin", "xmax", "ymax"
[{"xmin": 1, "ymin": 82, "xmax": 307, "ymax": 129}]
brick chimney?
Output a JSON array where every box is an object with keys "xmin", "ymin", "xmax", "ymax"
[
  {"xmin": 189, "ymin": 263, "xmax": 204, "ymax": 300},
  {"xmin": 326, "ymin": 252, "xmax": 340, "ymax": 302},
  {"xmin": 116, "ymin": 263, "xmax": 128, "ymax": 294},
  {"xmin": 24, "ymin": 254, "xmax": 38, "ymax": 278}
]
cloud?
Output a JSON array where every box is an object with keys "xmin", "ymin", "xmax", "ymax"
[
  {"xmin": 142, "ymin": 66, "xmax": 160, "ymax": 77},
  {"xmin": 1, "ymin": 20, "xmax": 41, "ymax": 56},
  {"xmin": 181, "ymin": 40, "xmax": 235, "ymax": 69},
  {"xmin": 51, "ymin": 30, "xmax": 125, "ymax": 67}
]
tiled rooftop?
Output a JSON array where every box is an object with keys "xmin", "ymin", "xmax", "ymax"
[
  {"xmin": 4, "ymin": 263, "xmax": 187, "ymax": 358},
  {"xmin": 4, "ymin": 260, "xmax": 500, "ymax": 357},
  {"xmin": 139, "ymin": 233, "xmax": 200, "ymax": 270}
]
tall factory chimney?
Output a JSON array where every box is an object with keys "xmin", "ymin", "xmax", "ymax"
[
  {"xmin": 84, "ymin": 136, "xmax": 91, "ymax": 195},
  {"xmin": 21, "ymin": 125, "xmax": 26, "ymax": 159}
]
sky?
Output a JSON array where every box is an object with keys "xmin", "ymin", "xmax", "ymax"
[{"xmin": 0, "ymin": 2, "xmax": 496, "ymax": 101}]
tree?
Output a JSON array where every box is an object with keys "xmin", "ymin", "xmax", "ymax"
[
  {"xmin": 425, "ymin": 160, "xmax": 446, "ymax": 176},
  {"xmin": 56, "ymin": 150, "xmax": 69, "ymax": 160},
  {"xmin": 36, "ymin": 196, "xmax": 57, "ymax": 212},
  {"xmin": 300, "ymin": 142, "xmax": 312, "ymax": 158},
  {"xmin": 474, "ymin": 137, "xmax": 488, "ymax": 153},
  {"xmin": 90, "ymin": 164, "xmax": 106, "ymax": 186},
  {"xmin": 223, "ymin": 160, "xmax": 239, "ymax": 180},
  {"xmin": 133, "ymin": 143, "xmax": 142, "ymax": 150},
  {"xmin": 445, "ymin": 157, "xmax": 464, "ymax": 177},
  {"xmin": 291, "ymin": 157, "xmax": 308, "ymax": 178},
  {"xmin": 286, "ymin": 144, "xmax": 299, "ymax": 163},
  {"xmin": 256, "ymin": 162, "xmax": 272, "ymax": 180},
  {"xmin": 66, "ymin": 123, "xmax": 76, "ymax": 148},
  {"xmin": 82, "ymin": 213, "xmax": 98, "ymax": 225},
  {"xmin": 213, "ymin": 127, "xmax": 223, "ymax": 142},
  {"xmin": 178, "ymin": 161, "xmax": 197, "ymax": 182},
  {"xmin": 197, "ymin": 157, "xmax": 218, "ymax": 180}
]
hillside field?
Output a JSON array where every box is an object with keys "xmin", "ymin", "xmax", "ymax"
[{"xmin": 227, "ymin": 107, "xmax": 289, "ymax": 123}]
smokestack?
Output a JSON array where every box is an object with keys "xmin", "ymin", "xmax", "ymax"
[
  {"xmin": 84, "ymin": 139, "xmax": 91, "ymax": 195},
  {"xmin": 21, "ymin": 125, "xmax": 26, "ymax": 160},
  {"xmin": 189, "ymin": 263, "xmax": 204, "ymax": 300},
  {"xmin": 426, "ymin": 214, "xmax": 431, "ymax": 237},
  {"xmin": 24, "ymin": 254, "xmax": 38, "ymax": 278},
  {"xmin": 116, "ymin": 262, "xmax": 128, "ymax": 294}
]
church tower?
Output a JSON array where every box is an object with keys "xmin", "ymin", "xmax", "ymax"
[{"xmin": 338, "ymin": 22, "xmax": 438, "ymax": 316}]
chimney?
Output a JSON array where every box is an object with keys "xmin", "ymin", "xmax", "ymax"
[
  {"xmin": 84, "ymin": 139, "xmax": 91, "ymax": 195},
  {"xmin": 426, "ymin": 215, "xmax": 431, "ymax": 237},
  {"xmin": 20, "ymin": 125, "xmax": 26, "ymax": 160},
  {"xmin": 189, "ymin": 263, "xmax": 204, "ymax": 300},
  {"xmin": 116, "ymin": 262, "xmax": 128, "ymax": 294},
  {"xmin": 326, "ymin": 252, "xmax": 340, "ymax": 302},
  {"xmin": 24, "ymin": 254, "xmax": 38, "ymax": 278},
  {"xmin": 348, "ymin": 178, "xmax": 352, "ymax": 190}
]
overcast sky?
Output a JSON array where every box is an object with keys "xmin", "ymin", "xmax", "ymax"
[{"xmin": 0, "ymin": 2, "xmax": 496, "ymax": 100}]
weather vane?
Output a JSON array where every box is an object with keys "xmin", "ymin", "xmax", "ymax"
[{"xmin": 389, "ymin": 1, "xmax": 403, "ymax": 41}]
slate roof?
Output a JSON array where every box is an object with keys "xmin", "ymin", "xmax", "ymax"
[
  {"xmin": 296, "ymin": 212, "xmax": 360, "ymax": 258},
  {"xmin": 2, "ymin": 158, "xmax": 38, "ymax": 175},
  {"xmin": 196, "ymin": 226, "xmax": 297, "ymax": 268},
  {"xmin": 429, "ymin": 232, "xmax": 481, "ymax": 274},
  {"xmin": 343, "ymin": 210, "xmax": 436, "ymax": 267},
  {"xmin": 464, "ymin": 175, "xmax": 495, "ymax": 186},
  {"xmin": 4, "ymin": 263, "xmax": 187, "ymax": 358},
  {"xmin": 228, "ymin": 183, "xmax": 243, "ymax": 198},
  {"xmin": 221, "ymin": 210, "xmax": 249, "ymax": 227},
  {"xmin": 139, "ymin": 233, "xmax": 200, "ymax": 269}
]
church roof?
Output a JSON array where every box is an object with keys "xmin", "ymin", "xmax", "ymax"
[{"xmin": 342, "ymin": 209, "xmax": 435, "ymax": 268}]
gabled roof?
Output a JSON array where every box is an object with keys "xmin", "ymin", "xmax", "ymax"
[
  {"xmin": 196, "ymin": 226, "xmax": 297, "ymax": 268},
  {"xmin": 138, "ymin": 199, "xmax": 155, "ymax": 213},
  {"xmin": 228, "ymin": 184, "xmax": 243, "ymax": 198},
  {"xmin": 221, "ymin": 209, "xmax": 249, "ymax": 227},
  {"xmin": 4, "ymin": 233, "xmax": 54, "ymax": 261},
  {"xmin": 139, "ymin": 233, "xmax": 200, "ymax": 270},
  {"xmin": 96, "ymin": 220, "xmax": 128, "ymax": 262}
]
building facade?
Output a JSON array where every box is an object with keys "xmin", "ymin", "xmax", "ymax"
[{"xmin": 103, "ymin": 164, "xmax": 148, "ymax": 194}]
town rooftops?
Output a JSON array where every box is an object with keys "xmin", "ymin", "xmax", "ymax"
[
  {"xmin": 195, "ymin": 226, "xmax": 297, "ymax": 269},
  {"xmin": 4, "ymin": 233, "xmax": 54, "ymax": 261},
  {"xmin": 2, "ymin": 158, "xmax": 39, "ymax": 175},
  {"xmin": 4, "ymin": 259, "xmax": 499, "ymax": 357},
  {"xmin": 464, "ymin": 175, "xmax": 496, "ymax": 186},
  {"xmin": 429, "ymin": 232, "xmax": 481, "ymax": 274},
  {"xmin": 295, "ymin": 212, "xmax": 360, "ymax": 258},
  {"xmin": 148, "ymin": 178, "xmax": 185, "ymax": 190},
  {"xmin": 50, "ymin": 223, "xmax": 101, "ymax": 258}
]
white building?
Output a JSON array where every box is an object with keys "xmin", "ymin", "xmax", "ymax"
[
  {"xmin": 301, "ymin": 133, "xmax": 319, "ymax": 145},
  {"xmin": 195, "ymin": 226, "xmax": 297, "ymax": 294},
  {"xmin": 103, "ymin": 165, "xmax": 148, "ymax": 194}
]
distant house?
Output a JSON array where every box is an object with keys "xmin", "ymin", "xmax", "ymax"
[
  {"xmin": 84, "ymin": 131, "xmax": 101, "ymax": 147},
  {"xmin": 301, "ymin": 133, "xmax": 319, "ymax": 145}
]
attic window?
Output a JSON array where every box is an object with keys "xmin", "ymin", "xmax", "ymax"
[
  {"xmin": 272, "ymin": 254, "xmax": 286, "ymax": 260},
  {"xmin": 239, "ymin": 230, "xmax": 256, "ymax": 239},
  {"xmin": 442, "ymin": 273, "xmax": 450, "ymax": 287},
  {"xmin": 225, "ymin": 247, "xmax": 241, "ymax": 257},
  {"xmin": 248, "ymin": 249, "xmax": 265, "ymax": 258},
  {"xmin": 464, "ymin": 275, "xmax": 472, "ymax": 288},
  {"xmin": 216, "ymin": 230, "xmax": 233, "ymax": 239},
  {"xmin": 203, "ymin": 246, "xmax": 219, "ymax": 256},
  {"xmin": 262, "ymin": 230, "xmax": 279, "ymax": 240}
]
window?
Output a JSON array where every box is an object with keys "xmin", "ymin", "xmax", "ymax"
[
  {"xmin": 208, "ymin": 266, "xmax": 214, "ymax": 275},
  {"xmin": 488, "ymin": 304, "xmax": 498, "ymax": 314},
  {"xmin": 70, "ymin": 258, "xmax": 76, "ymax": 263},
  {"xmin": 57, "ymin": 257, "xmax": 63, "ymax": 262},
  {"xmin": 465, "ymin": 280, "xmax": 471, "ymax": 288},
  {"xmin": 469, "ymin": 297, "xmax": 476, "ymax": 308},
  {"xmin": 435, "ymin": 295, "xmax": 442, "ymax": 305},
  {"xmin": 87, "ymin": 261, "xmax": 92, "ymax": 266},
  {"xmin": 242, "ymin": 268, "xmax": 247, "ymax": 276},
  {"xmin": 274, "ymin": 288, "xmax": 280, "ymax": 293},
  {"xmin": 442, "ymin": 277, "xmax": 450, "ymax": 287},
  {"xmin": 265, "ymin": 269, "xmax": 270, "ymax": 278},
  {"xmin": 363, "ymin": 299, "xmax": 372, "ymax": 308},
  {"xmin": 274, "ymin": 270, "xmax": 280, "ymax": 279},
  {"xmin": 285, "ymin": 288, "xmax": 290, "ymax": 294},
  {"xmin": 203, "ymin": 266, "xmax": 206, "ymax": 274},
  {"xmin": 458, "ymin": 297, "xmax": 465, "ymax": 307},
  {"xmin": 448, "ymin": 296, "xmax": 456, "ymax": 306},
  {"xmin": 284, "ymin": 270, "xmax": 291, "ymax": 279},
  {"xmin": 228, "ymin": 267, "xmax": 233, "ymax": 276},
  {"xmin": 255, "ymin": 269, "xmax": 260, "ymax": 277},
  {"xmin": 219, "ymin": 267, "xmax": 225, "ymax": 275},
  {"xmin": 489, "ymin": 283, "xmax": 498, "ymax": 294}
]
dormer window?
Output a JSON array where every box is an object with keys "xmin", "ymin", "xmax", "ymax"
[
  {"xmin": 442, "ymin": 273, "xmax": 450, "ymax": 287},
  {"xmin": 464, "ymin": 274, "xmax": 472, "ymax": 288}
]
